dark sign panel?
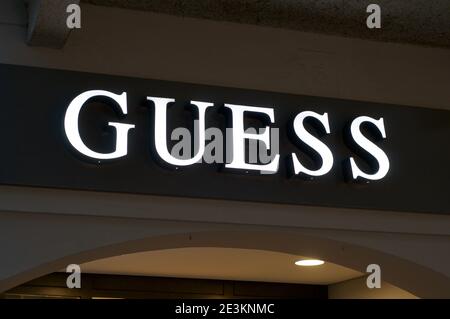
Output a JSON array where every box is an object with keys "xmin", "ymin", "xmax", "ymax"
[{"xmin": 0, "ymin": 64, "xmax": 449, "ymax": 214}]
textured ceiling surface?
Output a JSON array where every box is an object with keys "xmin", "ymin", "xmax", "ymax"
[{"xmin": 81, "ymin": 0, "xmax": 450, "ymax": 48}]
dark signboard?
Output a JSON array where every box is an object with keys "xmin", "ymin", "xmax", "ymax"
[{"xmin": 0, "ymin": 64, "xmax": 449, "ymax": 214}]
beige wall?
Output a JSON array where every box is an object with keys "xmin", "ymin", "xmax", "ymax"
[{"xmin": 0, "ymin": 1, "xmax": 449, "ymax": 298}]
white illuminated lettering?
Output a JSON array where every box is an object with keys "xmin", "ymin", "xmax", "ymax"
[
  {"xmin": 291, "ymin": 111, "xmax": 334, "ymax": 177},
  {"xmin": 64, "ymin": 90, "xmax": 135, "ymax": 160},
  {"xmin": 148, "ymin": 97, "xmax": 213, "ymax": 166},
  {"xmin": 63, "ymin": 90, "xmax": 392, "ymax": 183},
  {"xmin": 224, "ymin": 104, "xmax": 280, "ymax": 173},
  {"xmin": 349, "ymin": 116, "xmax": 390, "ymax": 180}
]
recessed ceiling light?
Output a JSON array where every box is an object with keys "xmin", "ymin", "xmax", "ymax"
[{"xmin": 295, "ymin": 259, "xmax": 324, "ymax": 266}]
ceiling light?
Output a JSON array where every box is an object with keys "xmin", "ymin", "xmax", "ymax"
[{"xmin": 295, "ymin": 259, "xmax": 324, "ymax": 266}]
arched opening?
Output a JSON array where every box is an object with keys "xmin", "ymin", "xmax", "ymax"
[{"xmin": 3, "ymin": 230, "xmax": 445, "ymax": 298}]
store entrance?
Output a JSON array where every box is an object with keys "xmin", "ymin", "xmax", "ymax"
[
  {"xmin": 2, "ymin": 273, "xmax": 327, "ymax": 299},
  {"xmin": 1, "ymin": 247, "xmax": 417, "ymax": 299}
]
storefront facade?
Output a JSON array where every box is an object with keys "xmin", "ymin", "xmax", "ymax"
[{"xmin": 0, "ymin": 1, "xmax": 449, "ymax": 298}]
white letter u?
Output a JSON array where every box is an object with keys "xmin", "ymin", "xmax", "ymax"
[{"xmin": 148, "ymin": 97, "xmax": 213, "ymax": 166}]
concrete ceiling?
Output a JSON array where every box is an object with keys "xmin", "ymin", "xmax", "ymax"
[
  {"xmin": 82, "ymin": 0, "xmax": 450, "ymax": 48},
  {"xmin": 81, "ymin": 247, "xmax": 362, "ymax": 285}
]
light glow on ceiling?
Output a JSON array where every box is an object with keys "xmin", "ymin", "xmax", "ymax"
[{"xmin": 295, "ymin": 259, "xmax": 325, "ymax": 267}]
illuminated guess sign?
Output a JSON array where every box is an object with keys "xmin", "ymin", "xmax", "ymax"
[
  {"xmin": 1, "ymin": 64, "xmax": 449, "ymax": 214},
  {"xmin": 64, "ymin": 90, "xmax": 389, "ymax": 181}
]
